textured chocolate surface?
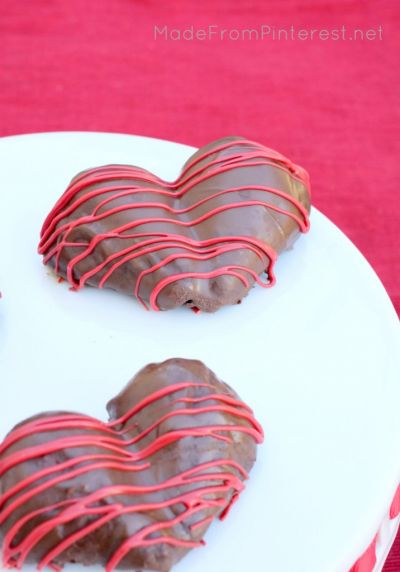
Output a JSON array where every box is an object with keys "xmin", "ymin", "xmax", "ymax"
[
  {"xmin": 39, "ymin": 137, "xmax": 311, "ymax": 312},
  {"xmin": 0, "ymin": 359, "xmax": 262, "ymax": 571}
]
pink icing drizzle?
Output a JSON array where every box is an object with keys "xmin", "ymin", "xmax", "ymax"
[
  {"xmin": 38, "ymin": 139, "xmax": 310, "ymax": 310},
  {"xmin": 0, "ymin": 382, "xmax": 264, "ymax": 571}
]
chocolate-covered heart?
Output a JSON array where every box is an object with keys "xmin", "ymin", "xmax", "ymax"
[
  {"xmin": 0, "ymin": 359, "xmax": 263, "ymax": 571},
  {"xmin": 39, "ymin": 137, "xmax": 311, "ymax": 312}
]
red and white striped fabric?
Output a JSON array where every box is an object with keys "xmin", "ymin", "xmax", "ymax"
[{"xmin": 350, "ymin": 486, "xmax": 400, "ymax": 572}]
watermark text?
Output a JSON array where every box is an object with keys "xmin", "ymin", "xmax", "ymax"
[{"xmin": 154, "ymin": 24, "xmax": 383, "ymax": 42}]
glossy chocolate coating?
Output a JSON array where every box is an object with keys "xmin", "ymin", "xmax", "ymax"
[
  {"xmin": 0, "ymin": 359, "xmax": 260, "ymax": 571},
  {"xmin": 39, "ymin": 137, "xmax": 311, "ymax": 311}
]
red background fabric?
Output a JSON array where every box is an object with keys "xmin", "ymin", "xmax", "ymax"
[{"xmin": 0, "ymin": 0, "xmax": 399, "ymax": 569}]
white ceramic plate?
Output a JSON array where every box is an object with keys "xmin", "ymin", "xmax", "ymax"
[{"xmin": 0, "ymin": 132, "xmax": 399, "ymax": 572}]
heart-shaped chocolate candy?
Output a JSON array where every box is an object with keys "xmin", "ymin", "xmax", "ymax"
[
  {"xmin": 39, "ymin": 137, "xmax": 310, "ymax": 312},
  {"xmin": 0, "ymin": 359, "xmax": 263, "ymax": 571}
]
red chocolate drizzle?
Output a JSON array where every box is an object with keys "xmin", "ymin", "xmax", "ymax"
[
  {"xmin": 38, "ymin": 139, "xmax": 310, "ymax": 310},
  {"xmin": 0, "ymin": 382, "xmax": 263, "ymax": 571}
]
